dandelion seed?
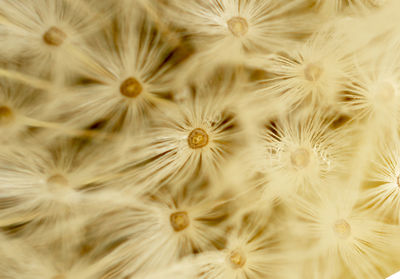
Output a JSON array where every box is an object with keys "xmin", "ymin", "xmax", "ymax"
[
  {"xmin": 167, "ymin": 0, "xmax": 311, "ymax": 53},
  {"xmin": 228, "ymin": 249, "xmax": 246, "ymax": 268},
  {"xmin": 59, "ymin": 9, "xmax": 175, "ymax": 132},
  {"xmin": 258, "ymin": 29, "xmax": 354, "ymax": 108},
  {"xmin": 227, "ymin": 17, "xmax": 248, "ymax": 37},
  {"xmin": 162, "ymin": 0, "xmax": 313, "ymax": 81},
  {"xmin": 43, "ymin": 26, "xmax": 67, "ymax": 46},
  {"xmin": 291, "ymin": 148, "xmax": 310, "ymax": 169},
  {"xmin": 294, "ymin": 187, "xmax": 399, "ymax": 279},
  {"xmin": 304, "ymin": 63, "xmax": 323, "ymax": 82},
  {"xmin": 340, "ymin": 43, "xmax": 400, "ymax": 127},
  {"xmin": 197, "ymin": 212, "xmax": 283, "ymax": 279},
  {"xmin": 0, "ymin": 138, "xmax": 122, "ymax": 235},
  {"xmin": 249, "ymin": 110, "xmax": 352, "ymax": 202},
  {"xmin": 120, "ymin": 77, "xmax": 143, "ymax": 98},
  {"xmin": 47, "ymin": 173, "xmax": 69, "ymax": 187},
  {"xmin": 333, "ymin": 219, "xmax": 351, "ymax": 239},
  {"xmin": 0, "ymin": 0, "xmax": 111, "ymax": 79},
  {"xmin": 188, "ymin": 128, "xmax": 209, "ymax": 149},
  {"xmin": 85, "ymin": 182, "xmax": 227, "ymax": 276},
  {"xmin": 170, "ymin": 211, "xmax": 190, "ymax": 232},
  {"xmin": 114, "ymin": 81, "xmax": 243, "ymax": 189}
]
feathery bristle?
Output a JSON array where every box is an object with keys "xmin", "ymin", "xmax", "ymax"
[{"xmin": 1, "ymin": 0, "xmax": 400, "ymax": 279}]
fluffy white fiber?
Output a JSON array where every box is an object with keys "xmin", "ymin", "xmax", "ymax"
[{"xmin": 0, "ymin": 0, "xmax": 399, "ymax": 279}]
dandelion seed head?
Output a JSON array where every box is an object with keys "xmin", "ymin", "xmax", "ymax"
[
  {"xmin": 170, "ymin": 211, "xmax": 190, "ymax": 232},
  {"xmin": 291, "ymin": 148, "xmax": 310, "ymax": 169},
  {"xmin": 333, "ymin": 219, "xmax": 351, "ymax": 239},
  {"xmin": 228, "ymin": 249, "xmax": 246, "ymax": 269},
  {"xmin": 188, "ymin": 128, "xmax": 209, "ymax": 149},
  {"xmin": 0, "ymin": 105, "xmax": 14, "ymax": 125},
  {"xmin": 43, "ymin": 26, "xmax": 67, "ymax": 46},
  {"xmin": 120, "ymin": 77, "xmax": 143, "ymax": 98},
  {"xmin": 1, "ymin": 0, "xmax": 399, "ymax": 278},
  {"xmin": 227, "ymin": 17, "xmax": 248, "ymax": 37},
  {"xmin": 304, "ymin": 63, "xmax": 323, "ymax": 82}
]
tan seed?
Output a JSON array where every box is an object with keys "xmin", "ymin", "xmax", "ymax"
[
  {"xmin": 43, "ymin": 27, "xmax": 67, "ymax": 46},
  {"xmin": 170, "ymin": 211, "xmax": 190, "ymax": 232},
  {"xmin": 304, "ymin": 63, "xmax": 323, "ymax": 82},
  {"xmin": 47, "ymin": 174, "xmax": 69, "ymax": 187},
  {"xmin": 290, "ymin": 148, "xmax": 310, "ymax": 169},
  {"xmin": 333, "ymin": 219, "xmax": 351, "ymax": 239},
  {"xmin": 188, "ymin": 128, "xmax": 209, "ymax": 149},
  {"xmin": 227, "ymin": 17, "xmax": 249, "ymax": 37},
  {"xmin": 228, "ymin": 249, "xmax": 246, "ymax": 268},
  {"xmin": 120, "ymin": 77, "xmax": 143, "ymax": 98}
]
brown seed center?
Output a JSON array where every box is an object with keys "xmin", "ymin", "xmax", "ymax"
[
  {"xmin": 43, "ymin": 27, "xmax": 67, "ymax": 46},
  {"xmin": 290, "ymin": 148, "xmax": 310, "ymax": 169},
  {"xmin": 47, "ymin": 174, "xmax": 69, "ymax": 187},
  {"xmin": 120, "ymin": 77, "xmax": 143, "ymax": 98},
  {"xmin": 228, "ymin": 249, "xmax": 246, "ymax": 268},
  {"xmin": 227, "ymin": 17, "xmax": 248, "ymax": 37},
  {"xmin": 188, "ymin": 128, "xmax": 209, "ymax": 149},
  {"xmin": 0, "ymin": 106, "xmax": 14, "ymax": 125},
  {"xmin": 170, "ymin": 211, "xmax": 190, "ymax": 232},
  {"xmin": 333, "ymin": 219, "xmax": 351, "ymax": 239},
  {"xmin": 304, "ymin": 63, "xmax": 323, "ymax": 82}
]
